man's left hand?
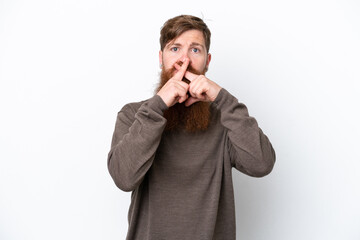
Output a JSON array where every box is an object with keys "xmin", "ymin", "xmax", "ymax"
[{"xmin": 183, "ymin": 71, "xmax": 222, "ymax": 107}]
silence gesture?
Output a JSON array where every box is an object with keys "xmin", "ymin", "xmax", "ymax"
[
  {"xmin": 157, "ymin": 58, "xmax": 191, "ymax": 107},
  {"xmin": 173, "ymin": 62, "xmax": 222, "ymax": 107}
]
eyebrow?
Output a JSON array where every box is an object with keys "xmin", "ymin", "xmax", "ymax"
[
  {"xmin": 190, "ymin": 42, "xmax": 205, "ymax": 49},
  {"xmin": 167, "ymin": 42, "xmax": 205, "ymax": 50}
]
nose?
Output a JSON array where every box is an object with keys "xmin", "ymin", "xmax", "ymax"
[
  {"xmin": 181, "ymin": 48, "xmax": 191, "ymax": 61},
  {"xmin": 181, "ymin": 54, "xmax": 190, "ymax": 63}
]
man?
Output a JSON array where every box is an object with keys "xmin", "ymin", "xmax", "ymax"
[{"xmin": 107, "ymin": 15, "xmax": 276, "ymax": 240}]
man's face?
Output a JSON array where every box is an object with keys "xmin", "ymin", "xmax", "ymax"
[{"xmin": 159, "ymin": 29, "xmax": 211, "ymax": 75}]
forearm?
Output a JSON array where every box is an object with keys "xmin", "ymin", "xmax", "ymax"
[
  {"xmin": 212, "ymin": 88, "xmax": 276, "ymax": 177},
  {"xmin": 107, "ymin": 95, "xmax": 168, "ymax": 191}
]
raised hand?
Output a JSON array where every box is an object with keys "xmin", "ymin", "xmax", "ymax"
[
  {"xmin": 182, "ymin": 70, "xmax": 222, "ymax": 107},
  {"xmin": 156, "ymin": 58, "xmax": 191, "ymax": 107}
]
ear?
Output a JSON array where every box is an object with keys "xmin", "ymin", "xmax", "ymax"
[
  {"xmin": 206, "ymin": 53, "xmax": 212, "ymax": 68},
  {"xmin": 159, "ymin": 50, "xmax": 163, "ymax": 67}
]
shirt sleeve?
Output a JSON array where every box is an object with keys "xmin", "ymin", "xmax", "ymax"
[
  {"xmin": 107, "ymin": 95, "xmax": 168, "ymax": 191},
  {"xmin": 212, "ymin": 88, "xmax": 276, "ymax": 177}
]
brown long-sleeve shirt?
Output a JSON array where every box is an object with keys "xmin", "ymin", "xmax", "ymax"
[{"xmin": 107, "ymin": 88, "xmax": 276, "ymax": 240}]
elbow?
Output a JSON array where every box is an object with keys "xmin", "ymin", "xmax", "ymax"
[
  {"xmin": 113, "ymin": 177, "xmax": 137, "ymax": 192},
  {"xmin": 107, "ymin": 154, "xmax": 139, "ymax": 192},
  {"xmin": 109, "ymin": 166, "xmax": 139, "ymax": 192},
  {"xmin": 234, "ymin": 148, "xmax": 276, "ymax": 177},
  {"xmin": 251, "ymin": 149, "xmax": 276, "ymax": 177},
  {"xmin": 251, "ymin": 160, "xmax": 275, "ymax": 177}
]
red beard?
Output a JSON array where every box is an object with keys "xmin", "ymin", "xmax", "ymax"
[{"xmin": 155, "ymin": 64, "xmax": 211, "ymax": 133}]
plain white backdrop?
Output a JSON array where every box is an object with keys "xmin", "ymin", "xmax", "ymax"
[{"xmin": 1, "ymin": 0, "xmax": 359, "ymax": 239}]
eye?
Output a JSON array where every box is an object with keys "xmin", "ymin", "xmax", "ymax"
[
  {"xmin": 171, "ymin": 47, "xmax": 178, "ymax": 52},
  {"xmin": 192, "ymin": 48, "xmax": 199, "ymax": 53}
]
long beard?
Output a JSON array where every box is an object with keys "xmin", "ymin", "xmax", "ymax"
[{"xmin": 155, "ymin": 65, "xmax": 211, "ymax": 133}]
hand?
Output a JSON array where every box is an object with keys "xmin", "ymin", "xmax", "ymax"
[
  {"xmin": 182, "ymin": 71, "xmax": 222, "ymax": 107},
  {"xmin": 157, "ymin": 58, "xmax": 190, "ymax": 107}
]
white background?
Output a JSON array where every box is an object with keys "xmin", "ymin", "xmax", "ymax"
[{"xmin": 1, "ymin": 0, "xmax": 359, "ymax": 239}]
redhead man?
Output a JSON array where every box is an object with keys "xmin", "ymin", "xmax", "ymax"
[{"xmin": 108, "ymin": 15, "xmax": 276, "ymax": 240}]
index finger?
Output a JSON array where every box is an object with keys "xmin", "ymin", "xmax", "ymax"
[
  {"xmin": 173, "ymin": 58, "xmax": 189, "ymax": 80},
  {"xmin": 184, "ymin": 70, "xmax": 199, "ymax": 82}
]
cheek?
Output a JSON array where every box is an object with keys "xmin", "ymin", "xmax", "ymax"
[
  {"xmin": 192, "ymin": 58, "xmax": 207, "ymax": 71},
  {"xmin": 162, "ymin": 57, "xmax": 177, "ymax": 70}
]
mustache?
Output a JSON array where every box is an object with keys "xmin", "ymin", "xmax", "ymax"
[{"xmin": 176, "ymin": 60, "xmax": 203, "ymax": 74}]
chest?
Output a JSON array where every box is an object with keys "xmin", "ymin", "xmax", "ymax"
[{"xmin": 152, "ymin": 126, "xmax": 226, "ymax": 178}]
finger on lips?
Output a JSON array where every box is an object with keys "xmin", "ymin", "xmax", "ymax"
[
  {"xmin": 174, "ymin": 58, "xmax": 189, "ymax": 76},
  {"xmin": 180, "ymin": 58, "xmax": 189, "ymax": 70},
  {"xmin": 174, "ymin": 62, "xmax": 181, "ymax": 70}
]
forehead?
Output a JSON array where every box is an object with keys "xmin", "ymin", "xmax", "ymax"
[{"xmin": 167, "ymin": 29, "xmax": 205, "ymax": 46}]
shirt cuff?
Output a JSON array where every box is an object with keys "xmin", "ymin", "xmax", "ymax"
[{"xmin": 144, "ymin": 94, "xmax": 169, "ymax": 115}]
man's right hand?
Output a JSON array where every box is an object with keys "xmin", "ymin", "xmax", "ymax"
[{"xmin": 157, "ymin": 58, "xmax": 190, "ymax": 107}]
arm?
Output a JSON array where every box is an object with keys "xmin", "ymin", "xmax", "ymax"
[
  {"xmin": 180, "ymin": 70, "xmax": 275, "ymax": 177},
  {"xmin": 212, "ymin": 88, "xmax": 276, "ymax": 177},
  {"xmin": 108, "ymin": 58, "xmax": 192, "ymax": 191},
  {"xmin": 107, "ymin": 95, "xmax": 168, "ymax": 192}
]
